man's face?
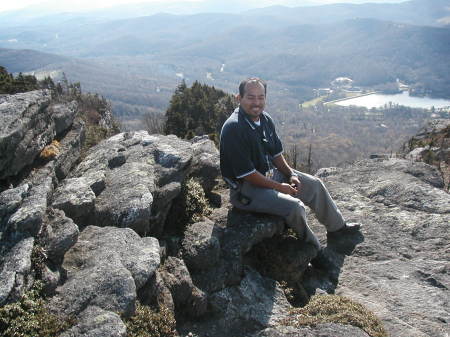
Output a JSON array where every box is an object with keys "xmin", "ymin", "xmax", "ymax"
[{"xmin": 238, "ymin": 82, "xmax": 266, "ymax": 121}]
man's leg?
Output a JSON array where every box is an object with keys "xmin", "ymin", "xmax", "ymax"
[
  {"xmin": 230, "ymin": 180, "xmax": 321, "ymax": 248},
  {"xmin": 291, "ymin": 170, "xmax": 346, "ymax": 233}
]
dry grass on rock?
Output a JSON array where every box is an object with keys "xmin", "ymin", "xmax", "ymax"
[
  {"xmin": 125, "ymin": 302, "xmax": 178, "ymax": 337},
  {"xmin": 39, "ymin": 140, "xmax": 61, "ymax": 160},
  {"xmin": 282, "ymin": 295, "xmax": 387, "ymax": 337}
]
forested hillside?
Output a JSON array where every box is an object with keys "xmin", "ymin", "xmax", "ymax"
[
  {"xmin": 1, "ymin": 17, "xmax": 449, "ymax": 123},
  {"xmin": 0, "ymin": 0, "xmax": 448, "ymax": 167}
]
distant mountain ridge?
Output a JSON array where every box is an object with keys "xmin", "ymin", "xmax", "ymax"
[
  {"xmin": 246, "ymin": 0, "xmax": 450, "ymax": 27},
  {"xmin": 0, "ymin": 0, "xmax": 411, "ymax": 28},
  {"xmin": 0, "ymin": 0, "xmax": 449, "ymax": 120},
  {"xmin": 0, "ymin": 48, "xmax": 69, "ymax": 73}
]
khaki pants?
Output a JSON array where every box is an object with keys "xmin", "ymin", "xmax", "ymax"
[{"xmin": 230, "ymin": 169, "xmax": 345, "ymax": 249}]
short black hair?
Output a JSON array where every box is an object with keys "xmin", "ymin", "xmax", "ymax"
[{"xmin": 239, "ymin": 78, "xmax": 267, "ymax": 97}]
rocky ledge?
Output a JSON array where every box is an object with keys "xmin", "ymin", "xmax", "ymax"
[
  {"xmin": 0, "ymin": 91, "xmax": 449, "ymax": 337},
  {"xmin": 403, "ymin": 118, "xmax": 450, "ymax": 191}
]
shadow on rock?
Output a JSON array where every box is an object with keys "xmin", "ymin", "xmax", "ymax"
[
  {"xmin": 327, "ymin": 230, "xmax": 365, "ymax": 256},
  {"xmin": 303, "ymin": 232, "xmax": 365, "ymax": 296}
]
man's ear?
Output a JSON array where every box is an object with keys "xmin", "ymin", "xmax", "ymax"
[{"xmin": 236, "ymin": 94, "xmax": 241, "ymax": 102}]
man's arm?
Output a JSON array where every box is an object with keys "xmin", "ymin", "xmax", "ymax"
[
  {"xmin": 272, "ymin": 154, "xmax": 294, "ymax": 177},
  {"xmin": 243, "ymin": 171, "xmax": 297, "ymax": 195},
  {"xmin": 272, "ymin": 154, "xmax": 301, "ymax": 189}
]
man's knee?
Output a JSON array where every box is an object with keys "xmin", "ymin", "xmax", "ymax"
[
  {"xmin": 286, "ymin": 200, "xmax": 306, "ymax": 223},
  {"xmin": 304, "ymin": 174, "xmax": 327, "ymax": 195}
]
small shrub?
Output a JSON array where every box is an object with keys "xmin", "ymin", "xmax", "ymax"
[
  {"xmin": 282, "ymin": 295, "xmax": 387, "ymax": 337},
  {"xmin": 167, "ymin": 178, "xmax": 212, "ymax": 236},
  {"xmin": 183, "ymin": 178, "xmax": 212, "ymax": 224},
  {"xmin": 125, "ymin": 302, "xmax": 177, "ymax": 337},
  {"xmin": 0, "ymin": 282, "xmax": 75, "ymax": 337},
  {"xmin": 83, "ymin": 124, "xmax": 109, "ymax": 151},
  {"xmin": 30, "ymin": 243, "xmax": 47, "ymax": 280}
]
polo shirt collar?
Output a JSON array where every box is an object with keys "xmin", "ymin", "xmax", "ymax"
[{"xmin": 237, "ymin": 106, "xmax": 265, "ymax": 130}]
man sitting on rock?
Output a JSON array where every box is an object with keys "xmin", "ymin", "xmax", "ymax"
[{"xmin": 219, "ymin": 77, "xmax": 361, "ymax": 266}]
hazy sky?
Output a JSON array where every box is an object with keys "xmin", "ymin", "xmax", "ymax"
[{"xmin": 0, "ymin": 0, "xmax": 405, "ymax": 13}]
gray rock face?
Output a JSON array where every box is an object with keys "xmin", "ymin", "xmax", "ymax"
[
  {"xmin": 6, "ymin": 168, "xmax": 54, "ymax": 237},
  {"xmin": 190, "ymin": 135, "xmax": 220, "ymax": 194},
  {"xmin": 0, "ymin": 183, "xmax": 30, "ymax": 228},
  {"xmin": 54, "ymin": 121, "xmax": 86, "ymax": 181},
  {"xmin": 0, "ymin": 90, "xmax": 77, "ymax": 180},
  {"xmin": 184, "ymin": 208, "xmax": 286, "ymax": 294},
  {"xmin": 93, "ymin": 161, "xmax": 154, "ymax": 233},
  {"xmin": 59, "ymin": 306, "xmax": 127, "ymax": 337},
  {"xmin": 49, "ymin": 226, "xmax": 160, "ymax": 317},
  {"xmin": 160, "ymin": 257, "xmax": 207, "ymax": 318},
  {"xmin": 306, "ymin": 158, "xmax": 450, "ymax": 337},
  {"xmin": 182, "ymin": 219, "xmax": 220, "ymax": 271},
  {"xmin": 254, "ymin": 323, "xmax": 371, "ymax": 337},
  {"xmin": 0, "ymin": 237, "xmax": 34, "ymax": 305},
  {"xmin": 182, "ymin": 268, "xmax": 291, "ymax": 337},
  {"xmin": 54, "ymin": 131, "xmax": 219, "ymax": 235},
  {"xmin": 43, "ymin": 208, "xmax": 79, "ymax": 264},
  {"xmin": 52, "ymin": 177, "xmax": 96, "ymax": 226},
  {"xmin": 2, "ymin": 103, "xmax": 449, "ymax": 337},
  {"xmin": 404, "ymin": 118, "xmax": 450, "ymax": 190},
  {"xmin": 49, "ymin": 102, "xmax": 78, "ymax": 136}
]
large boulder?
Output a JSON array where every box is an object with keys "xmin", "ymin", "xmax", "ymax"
[
  {"xmin": 54, "ymin": 120, "xmax": 86, "ymax": 181},
  {"xmin": 159, "ymin": 257, "xmax": 207, "ymax": 318},
  {"xmin": 43, "ymin": 208, "xmax": 79, "ymax": 265},
  {"xmin": 48, "ymin": 226, "xmax": 160, "ymax": 318},
  {"xmin": 53, "ymin": 131, "xmax": 220, "ymax": 235},
  {"xmin": 5, "ymin": 163, "xmax": 55, "ymax": 237},
  {"xmin": 178, "ymin": 204, "xmax": 320, "ymax": 336},
  {"xmin": 0, "ymin": 183, "xmax": 30, "ymax": 229},
  {"xmin": 180, "ymin": 268, "xmax": 291, "ymax": 337},
  {"xmin": 183, "ymin": 208, "xmax": 288, "ymax": 294},
  {"xmin": 189, "ymin": 135, "xmax": 220, "ymax": 194},
  {"xmin": 180, "ymin": 157, "xmax": 449, "ymax": 337},
  {"xmin": 52, "ymin": 177, "xmax": 96, "ymax": 227},
  {"xmin": 59, "ymin": 306, "xmax": 127, "ymax": 337},
  {"xmin": 0, "ymin": 90, "xmax": 77, "ymax": 180},
  {"xmin": 0, "ymin": 237, "xmax": 34, "ymax": 305},
  {"xmin": 403, "ymin": 118, "xmax": 450, "ymax": 191}
]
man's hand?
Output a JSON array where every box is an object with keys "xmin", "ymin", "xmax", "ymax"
[
  {"xmin": 289, "ymin": 175, "xmax": 301, "ymax": 192},
  {"xmin": 276, "ymin": 183, "xmax": 298, "ymax": 195}
]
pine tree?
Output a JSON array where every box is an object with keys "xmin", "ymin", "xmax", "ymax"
[{"xmin": 164, "ymin": 80, "xmax": 237, "ymax": 141}]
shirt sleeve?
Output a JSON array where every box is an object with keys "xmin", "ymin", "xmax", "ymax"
[
  {"xmin": 267, "ymin": 117, "xmax": 283, "ymax": 157},
  {"xmin": 272, "ymin": 131, "xmax": 283, "ymax": 157},
  {"xmin": 221, "ymin": 123, "xmax": 256, "ymax": 179}
]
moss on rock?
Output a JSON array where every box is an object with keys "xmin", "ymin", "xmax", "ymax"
[{"xmin": 0, "ymin": 282, "xmax": 75, "ymax": 337}]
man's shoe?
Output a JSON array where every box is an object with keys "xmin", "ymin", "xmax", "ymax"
[{"xmin": 327, "ymin": 223, "xmax": 361, "ymax": 238}]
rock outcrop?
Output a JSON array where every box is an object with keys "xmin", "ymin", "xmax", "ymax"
[
  {"xmin": 305, "ymin": 158, "xmax": 449, "ymax": 337},
  {"xmin": 0, "ymin": 90, "xmax": 78, "ymax": 181},
  {"xmin": 0, "ymin": 237, "xmax": 34, "ymax": 305},
  {"xmin": 1, "ymin": 90, "xmax": 449, "ymax": 337},
  {"xmin": 48, "ymin": 226, "xmax": 160, "ymax": 318},
  {"xmin": 403, "ymin": 118, "xmax": 450, "ymax": 191},
  {"xmin": 51, "ymin": 131, "xmax": 218, "ymax": 236}
]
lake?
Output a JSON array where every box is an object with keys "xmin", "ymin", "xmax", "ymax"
[{"xmin": 334, "ymin": 91, "xmax": 450, "ymax": 109}]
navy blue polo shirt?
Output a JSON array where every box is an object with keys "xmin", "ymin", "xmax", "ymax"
[{"xmin": 220, "ymin": 107, "xmax": 283, "ymax": 180}]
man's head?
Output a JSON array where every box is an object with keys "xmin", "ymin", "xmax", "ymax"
[{"xmin": 237, "ymin": 78, "xmax": 267, "ymax": 121}]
